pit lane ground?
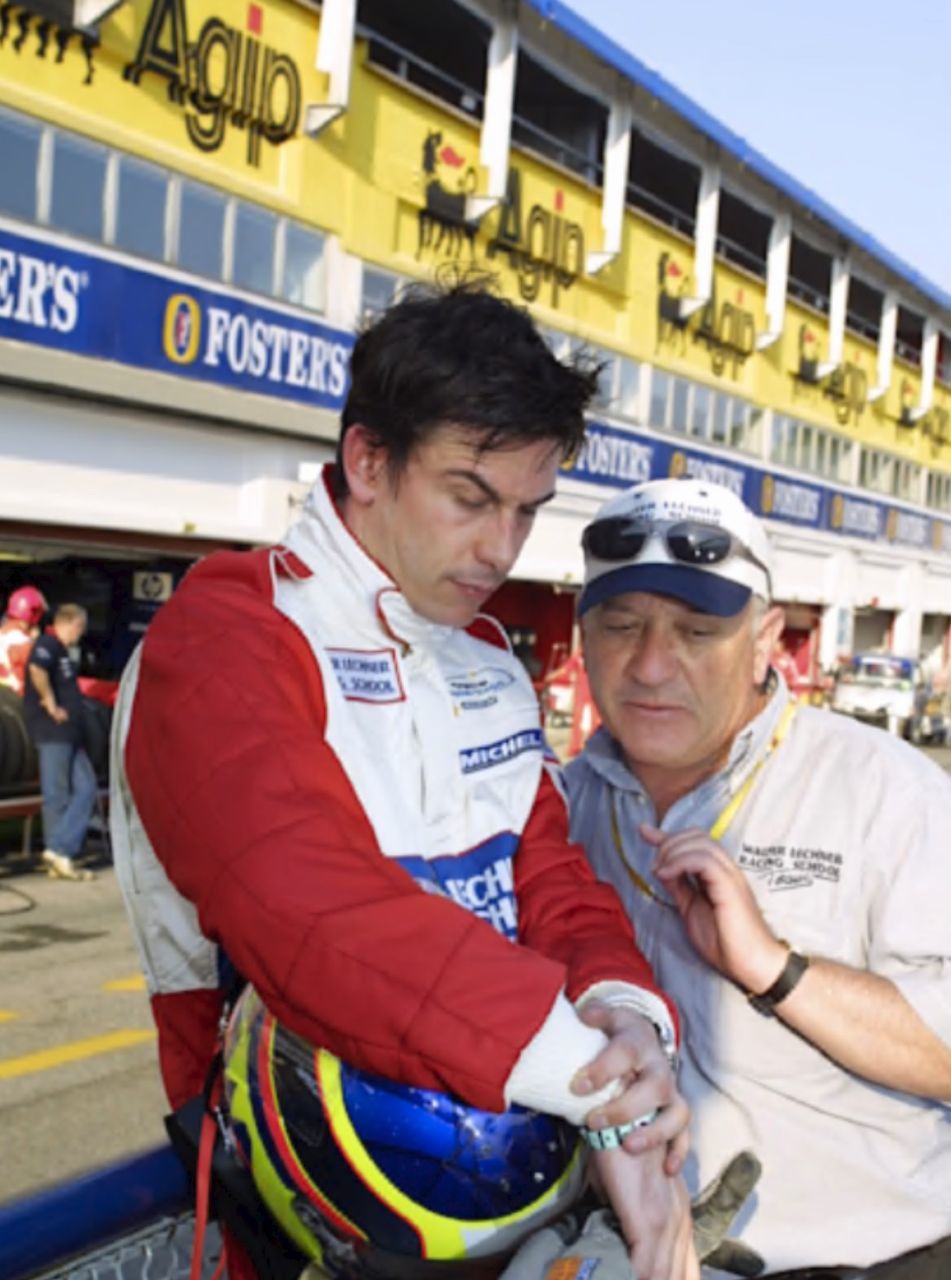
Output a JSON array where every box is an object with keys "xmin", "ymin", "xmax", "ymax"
[{"xmin": 2, "ymin": 739, "xmax": 950, "ymax": 1208}]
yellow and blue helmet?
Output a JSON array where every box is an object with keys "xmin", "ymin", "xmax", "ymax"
[{"xmin": 223, "ymin": 988, "xmax": 586, "ymax": 1277}]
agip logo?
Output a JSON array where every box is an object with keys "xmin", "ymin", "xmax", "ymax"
[
  {"xmin": 162, "ymin": 294, "xmax": 202, "ymax": 364},
  {"xmin": 124, "ymin": 0, "xmax": 302, "ymax": 167}
]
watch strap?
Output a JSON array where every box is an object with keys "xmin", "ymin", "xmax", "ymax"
[
  {"xmin": 747, "ymin": 949, "xmax": 810, "ymax": 1017},
  {"xmin": 580, "ymin": 1108, "xmax": 660, "ymax": 1150}
]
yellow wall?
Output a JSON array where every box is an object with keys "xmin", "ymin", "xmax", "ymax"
[{"xmin": 2, "ymin": 0, "xmax": 949, "ymax": 474}]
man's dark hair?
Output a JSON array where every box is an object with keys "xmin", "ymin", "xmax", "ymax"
[{"xmin": 333, "ymin": 276, "xmax": 599, "ymax": 496}]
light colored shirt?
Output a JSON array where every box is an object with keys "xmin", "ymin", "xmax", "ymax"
[{"xmin": 566, "ymin": 680, "xmax": 951, "ymax": 1273}]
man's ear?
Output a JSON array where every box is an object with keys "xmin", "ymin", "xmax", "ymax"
[
  {"xmin": 754, "ymin": 605, "xmax": 786, "ymax": 687},
  {"xmin": 340, "ymin": 424, "xmax": 389, "ymax": 507}
]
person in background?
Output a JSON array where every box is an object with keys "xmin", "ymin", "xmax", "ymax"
[
  {"xmin": 0, "ymin": 585, "xmax": 48, "ymax": 695},
  {"xmin": 567, "ymin": 476, "xmax": 951, "ymax": 1279},
  {"xmin": 24, "ymin": 603, "xmax": 97, "ymax": 882}
]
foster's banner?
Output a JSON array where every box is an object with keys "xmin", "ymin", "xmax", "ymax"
[{"xmin": 0, "ymin": 225, "xmax": 352, "ymax": 410}]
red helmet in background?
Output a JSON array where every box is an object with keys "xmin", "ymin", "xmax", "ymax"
[{"xmin": 5, "ymin": 586, "xmax": 48, "ymax": 627}]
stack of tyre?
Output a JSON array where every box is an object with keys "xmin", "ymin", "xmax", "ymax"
[{"xmin": 0, "ymin": 689, "xmax": 112, "ymax": 793}]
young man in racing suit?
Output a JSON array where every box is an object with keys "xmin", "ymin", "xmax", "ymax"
[
  {"xmin": 0, "ymin": 585, "xmax": 47, "ymax": 694},
  {"xmin": 110, "ymin": 284, "xmax": 697, "ymax": 1280},
  {"xmin": 567, "ymin": 477, "xmax": 951, "ymax": 1279}
]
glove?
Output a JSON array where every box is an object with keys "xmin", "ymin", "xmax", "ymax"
[{"xmin": 692, "ymin": 1150, "xmax": 765, "ymax": 1276}]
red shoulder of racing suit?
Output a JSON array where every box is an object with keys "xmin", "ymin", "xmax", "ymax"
[{"xmin": 125, "ymin": 547, "xmax": 676, "ymax": 1113}]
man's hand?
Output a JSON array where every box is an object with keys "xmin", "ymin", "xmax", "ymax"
[
  {"xmin": 45, "ymin": 703, "xmax": 68, "ymax": 724},
  {"xmin": 592, "ymin": 1144, "xmax": 699, "ymax": 1280},
  {"xmin": 644, "ymin": 825, "xmax": 787, "ymax": 995},
  {"xmin": 573, "ymin": 1000, "xmax": 689, "ymax": 1175}
]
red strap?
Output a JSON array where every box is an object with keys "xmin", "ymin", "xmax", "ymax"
[{"xmin": 190, "ymin": 1075, "xmax": 223, "ymax": 1280}]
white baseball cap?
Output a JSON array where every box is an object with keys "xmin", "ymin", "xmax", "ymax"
[{"xmin": 578, "ymin": 478, "xmax": 773, "ymax": 618}]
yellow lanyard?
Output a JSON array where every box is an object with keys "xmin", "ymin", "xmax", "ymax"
[{"xmin": 609, "ymin": 700, "xmax": 799, "ymax": 907}]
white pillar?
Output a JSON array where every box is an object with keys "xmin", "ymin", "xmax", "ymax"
[
  {"xmin": 868, "ymin": 291, "xmax": 897, "ymax": 402},
  {"xmin": 306, "ymin": 0, "xmax": 356, "ymax": 136},
  {"xmin": 467, "ymin": 13, "xmax": 517, "ymax": 222},
  {"xmin": 679, "ymin": 161, "xmax": 719, "ymax": 318},
  {"xmin": 756, "ymin": 212, "xmax": 790, "ymax": 351},
  {"xmin": 587, "ymin": 98, "xmax": 632, "ymax": 275},
  {"xmin": 913, "ymin": 318, "xmax": 939, "ymax": 419},
  {"xmin": 820, "ymin": 256, "xmax": 849, "ymax": 374}
]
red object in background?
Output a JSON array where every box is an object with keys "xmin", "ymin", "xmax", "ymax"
[
  {"xmin": 484, "ymin": 581, "xmax": 576, "ymax": 692},
  {"xmin": 78, "ymin": 677, "xmax": 120, "ymax": 708},
  {"xmin": 247, "ymin": 3, "xmax": 263, "ymax": 34}
]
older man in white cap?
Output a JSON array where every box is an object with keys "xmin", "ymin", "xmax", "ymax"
[{"xmin": 566, "ymin": 477, "xmax": 951, "ymax": 1279}]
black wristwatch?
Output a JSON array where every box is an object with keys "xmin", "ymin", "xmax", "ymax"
[{"xmin": 747, "ymin": 948, "xmax": 810, "ymax": 1017}]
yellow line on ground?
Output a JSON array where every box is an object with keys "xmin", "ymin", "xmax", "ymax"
[
  {"xmin": 103, "ymin": 975, "xmax": 146, "ymax": 992},
  {"xmin": 0, "ymin": 1029, "xmax": 156, "ymax": 1080},
  {"xmin": 0, "ymin": 1011, "xmax": 18, "ymax": 1022}
]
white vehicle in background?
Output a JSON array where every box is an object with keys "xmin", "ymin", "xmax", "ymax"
[{"xmin": 832, "ymin": 653, "xmax": 950, "ymax": 744}]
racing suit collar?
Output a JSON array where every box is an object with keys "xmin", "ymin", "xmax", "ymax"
[{"xmin": 282, "ymin": 464, "xmax": 455, "ymax": 650}]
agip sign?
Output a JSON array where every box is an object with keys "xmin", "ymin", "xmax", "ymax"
[{"xmin": 124, "ymin": 0, "xmax": 302, "ymax": 166}]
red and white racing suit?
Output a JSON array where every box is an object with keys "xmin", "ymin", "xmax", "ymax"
[
  {"xmin": 0, "ymin": 621, "xmax": 32, "ymax": 694},
  {"xmin": 110, "ymin": 466, "xmax": 677, "ymax": 1127}
]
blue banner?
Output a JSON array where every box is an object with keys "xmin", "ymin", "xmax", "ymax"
[
  {"xmin": 566, "ymin": 420, "xmax": 951, "ymax": 555},
  {"xmin": 0, "ymin": 225, "xmax": 353, "ymax": 410}
]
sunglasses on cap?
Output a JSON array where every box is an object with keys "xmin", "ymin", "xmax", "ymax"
[{"xmin": 582, "ymin": 516, "xmax": 770, "ymax": 581}]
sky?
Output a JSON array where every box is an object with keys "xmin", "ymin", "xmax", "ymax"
[{"xmin": 566, "ymin": 0, "xmax": 951, "ymax": 297}]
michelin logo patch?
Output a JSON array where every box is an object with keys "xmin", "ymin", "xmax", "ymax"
[
  {"xmin": 327, "ymin": 647, "xmax": 404, "ymax": 703},
  {"xmin": 398, "ymin": 834, "xmax": 520, "ymax": 938},
  {"xmin": 447, "ymin": 666, "xmax": 516, "ymax": 711},
  {"xmin": 460, "ymin": 728, "xmax": 543, "ymax": 774}
]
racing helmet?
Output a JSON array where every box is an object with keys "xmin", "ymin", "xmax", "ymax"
[
  {"xmin": 223, "ymin": 987, "xmax": 586, "ymax": 1278},
  {"xmin": 5, "ymin": 586, "xmax": 48, "ymax": 627}
]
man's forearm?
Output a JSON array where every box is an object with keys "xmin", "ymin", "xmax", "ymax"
[
  {"xmin": 776, "ymin": 957, "xmax": 951, "ymax": 1100},
  {"xmin": 29, "ymin": 665, "xmax": 57, "ymax": 713}
]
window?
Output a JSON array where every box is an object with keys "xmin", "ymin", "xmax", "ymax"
[
  {"xmin": 359, "ymin": 0, "xmax": 488, "ymax": 119},
  {"xmin": 799, "ymin": 424, "xmax": 814, "ymax": 470},
  {"xmin": 716, "ymin": 190, "xmax": 770, "ymax": 278},
  {"xmin": 894, "ymin": 459, "xmax": 922, "ymax": 502},
  {"xmin": 670, "ymin": 377, "xmax": 688, "ymax": 431},
  {"xmin": 282, "ymin": 223, "xmax": 325, "ymax": 311},
  {"xmin": 512, "ymin": 50, "xmax": 606, "ymax": 183},
  {"xmin": 788, "ymin": 236, "xmax": 831, "ymax": 314},
  {"xmin": 938, "ymin": 334, "xmax": 951, "ymax": 387},
  {"xmin": 711, "ymin": 393, "xmax": 728, "ymax": 445},
  {"xmin": 361, "ymin": 265, "xmax": 401, "ymax": 323},
  {"xmin": 592, "ymin": 352, "xmax": 618, "ymax": 410},
  {"xmin": 770, "ymin": 414, "xmax": 851, "ymax": 481},
  {"xmin": 649, "ymin": 370, "xmax": 670, "ymax": 429},
  {"xmin": 895, "ymin": 307, "xmax": 923, "ymax": 367},
  {"xmin": 615, "ymin": 357, "xmax": 641, "ymax": 419},
  {"xmin": 50, "ymin": 131, "xmax": 107, "ymax": 242},
  {"xmin": 177, "ymin": 182, "xmax": 227, "ymax": 281},
  {"xmin": 846, "ymin": 276, "xmax": 882, "ymax": 343},
  {"xmin": 927, "ymin": 471, "xmax": 951, "ymax": 512},
  {"xmin": 233, "ymin": 204, "xmax": 277, "ymax": 295},
  {"xmin": 0, "ymin": 106, "xmax": 328, "ymax": 316},
  {"xmin": 0, "ymin": 108, "xmax": 40, "ymax": 222},
  {"xmin": 731, "ymin": 399, "xmax": 752, "ymax": 449},
  {"xmin": 628, "ymin": 133, "xmax": 698, "ymax": 237},
  {"xmin": 114, "ymin": 156, "xmax": 167, "ymax": 261},
  {"xmin": 859, "ymin": 448, "xmax": 906, "ymax": 496},
  {"xmin": 691, "ymin": 384, "xmax": 710, "ymax": 438}
]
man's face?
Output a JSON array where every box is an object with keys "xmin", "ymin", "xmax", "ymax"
[
  {"xmin": 347, "ymin": 425, "xmax": 560, "ymax": 628},
  {"xmin": 582, "ymin": 591, "xmax": 782, "ymax": 781},
  {"xmin": 59, "ymin": 617, "xmax": 86, "ymax": 647}
]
